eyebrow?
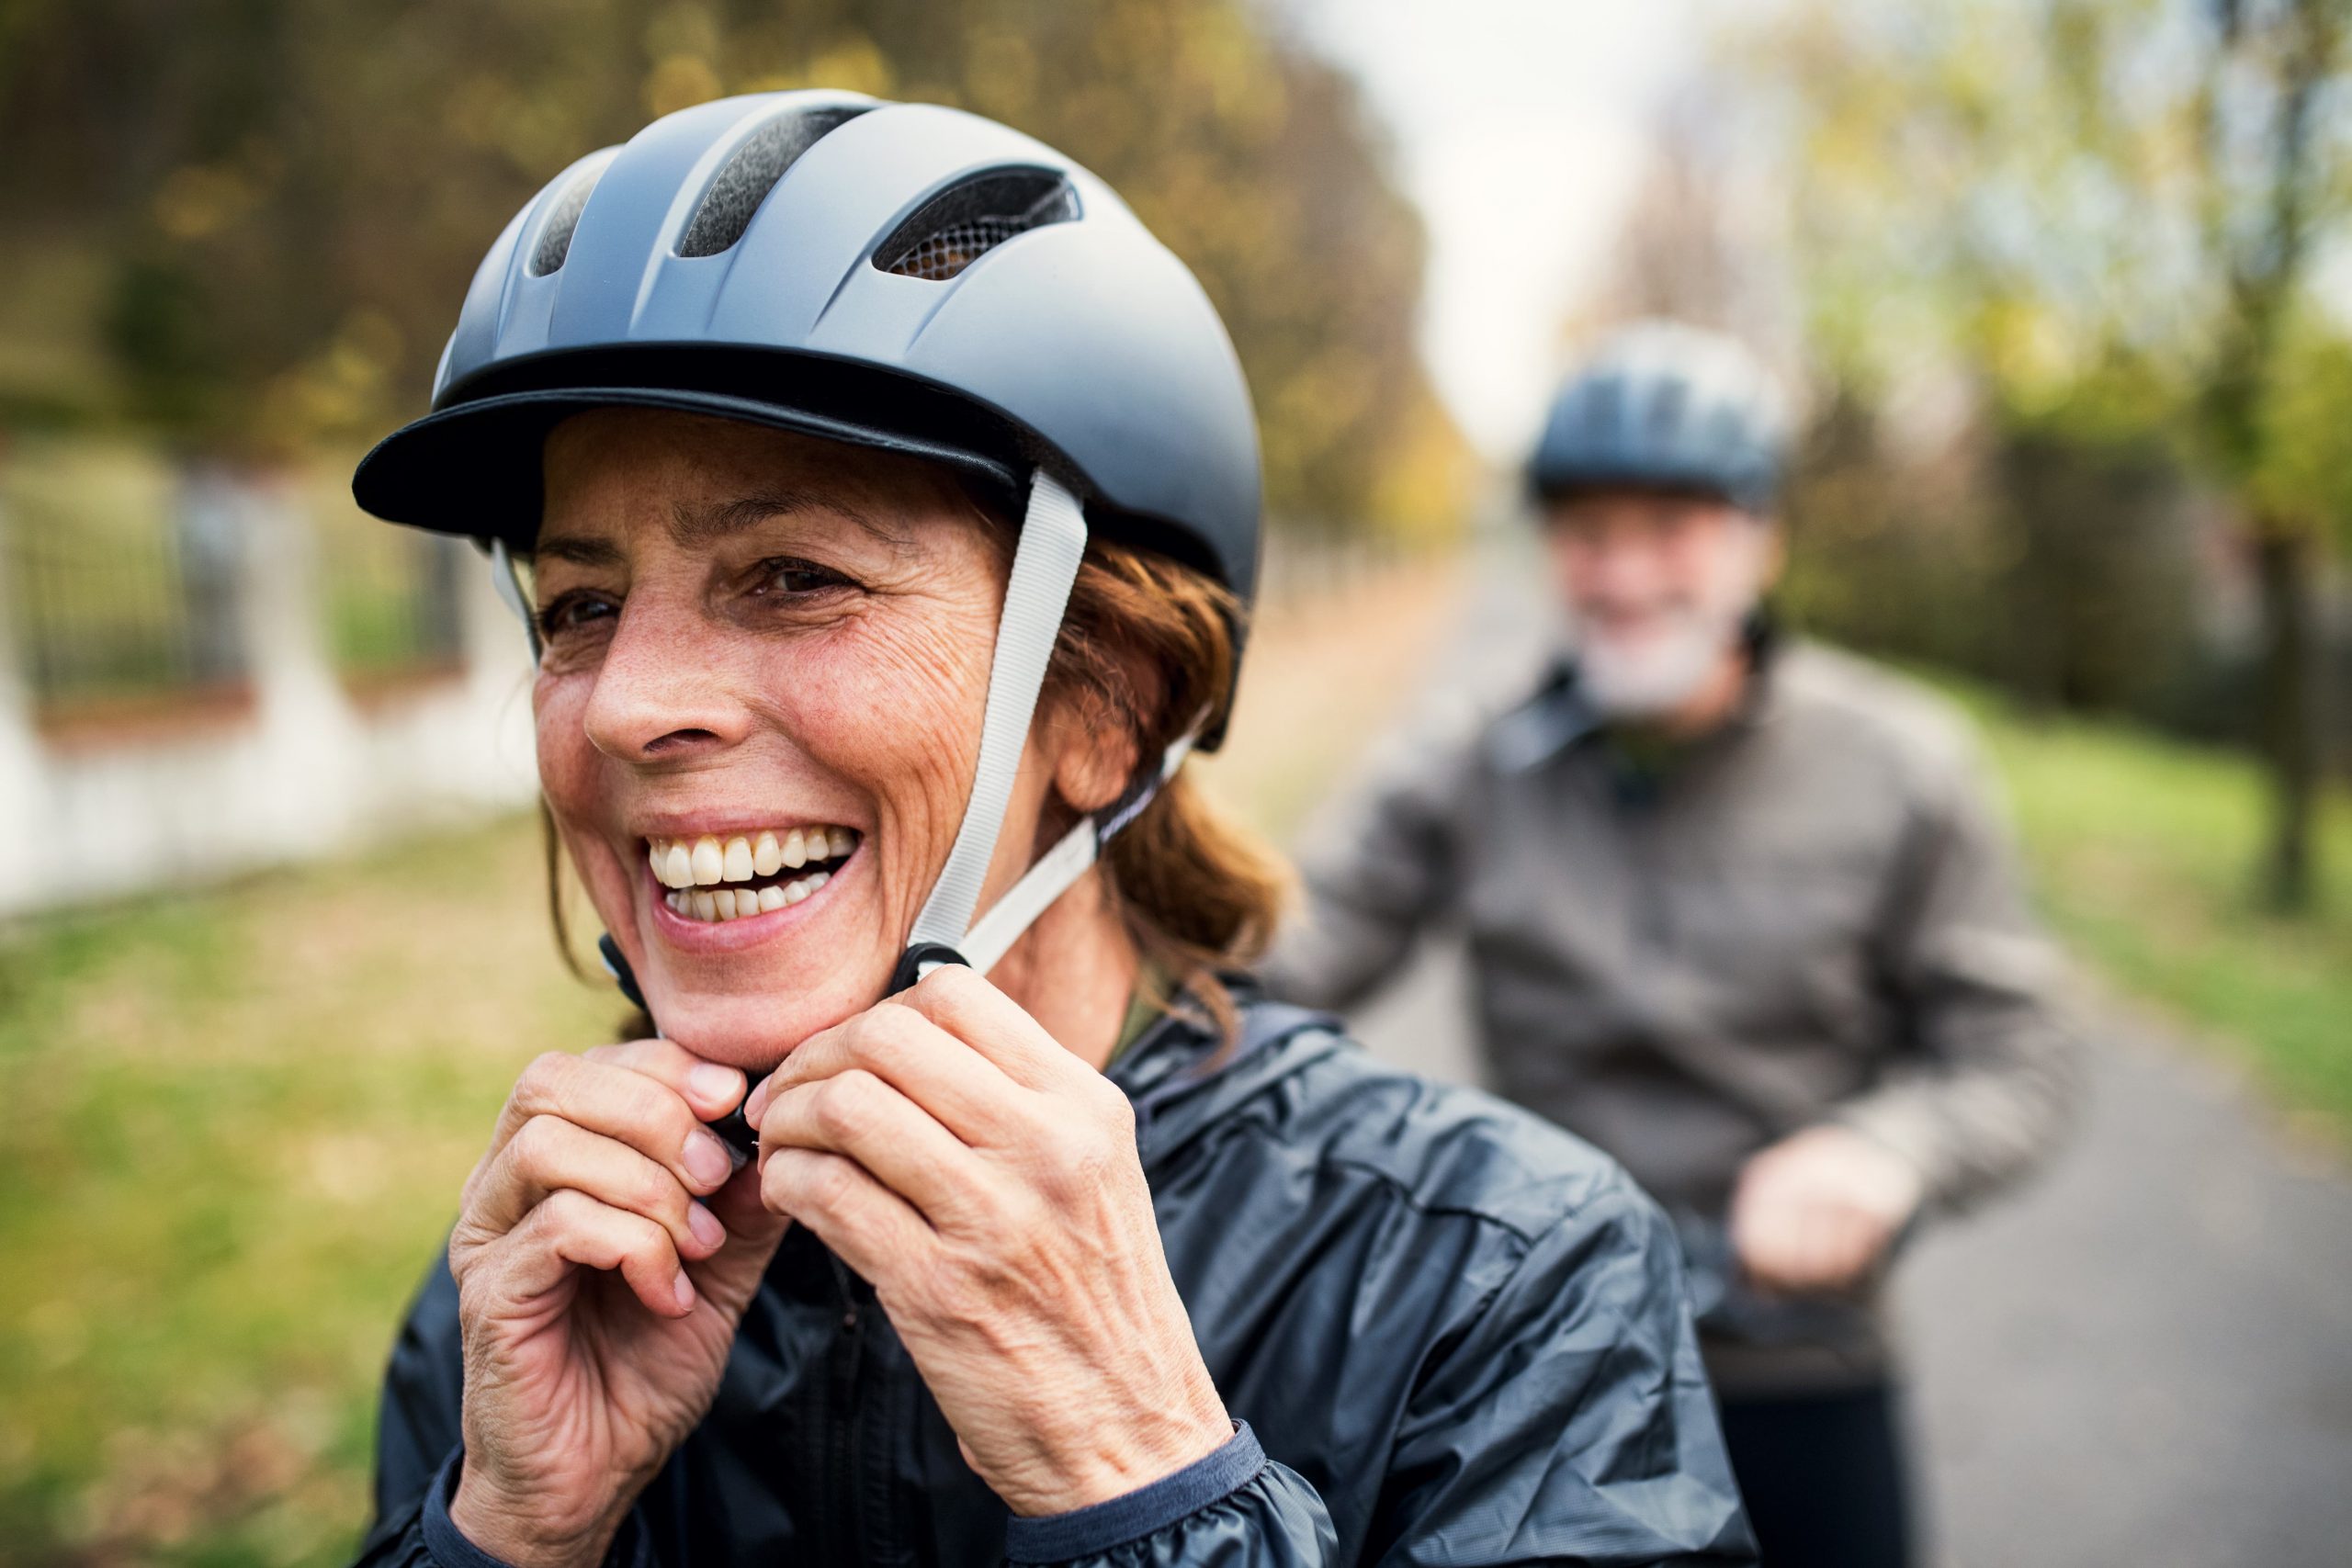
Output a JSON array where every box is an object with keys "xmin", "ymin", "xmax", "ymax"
[
  {"xmin": 532, "ymin": 534, "xmax": 626, "ymax": 568},
  {"xmin": 667, "ymin": 490, "xmax": 915, "ymax": 555}
]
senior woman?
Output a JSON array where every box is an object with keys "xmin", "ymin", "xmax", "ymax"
[{"xmin": 348, "ymin": 94, "xmax": 1752, "ymax": 1567}]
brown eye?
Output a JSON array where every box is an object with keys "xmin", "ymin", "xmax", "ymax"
[
  {"xmin": 752, "ymin": 558, "xmax": 852, "ymax": 597},
  {"xmin": 536, "ymin": 591, "xmax": 618, "ymax": 641}
]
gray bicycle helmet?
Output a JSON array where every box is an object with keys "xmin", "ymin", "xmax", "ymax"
[
  {"xmin": 1527, "ymin": 320, "xmax": 1790, "ymax": 514},
  {"xmin": 353, "ymin": 90, "xmax": 1262, "ymax": 1017}
]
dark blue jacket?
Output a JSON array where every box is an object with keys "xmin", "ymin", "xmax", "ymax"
[{"xmin": 355, "ymin": 994, "xmax": 1753, "ymax": 1565}]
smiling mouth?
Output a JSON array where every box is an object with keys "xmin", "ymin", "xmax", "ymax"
[{"xmin": 646, "ymin": 826, "xmax": 861, "ymax": 924}]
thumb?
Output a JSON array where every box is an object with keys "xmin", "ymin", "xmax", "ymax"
[{"xmin": 685, "ymin": 1161, "xmax": 789, "ymax": 1316}]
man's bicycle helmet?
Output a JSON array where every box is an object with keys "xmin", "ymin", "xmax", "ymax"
[{"xmin": 1527, "ymin": 320, "xmax": 1790, "ymax": 514}]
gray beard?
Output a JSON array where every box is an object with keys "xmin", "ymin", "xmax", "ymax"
[{"xmin": 1574, "ymin": 611, "xmax": 1744, "ymax": 719}]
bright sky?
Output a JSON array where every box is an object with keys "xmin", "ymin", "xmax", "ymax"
[{"xmin": 1279, "ymin": 0, "xmax": 1715, "ymax": 461}]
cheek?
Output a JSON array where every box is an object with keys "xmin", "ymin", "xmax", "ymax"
[
  {"xmin": 534, "ymin": 671, "xmax": 603, "ymax": 816},
  {"xmin": 804, "ymin": 601, "xmax": 995, "ymax": 811}
]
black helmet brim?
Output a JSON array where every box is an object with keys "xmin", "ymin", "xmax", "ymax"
[{"xmin": 355, "ymin": 355, "xmax": 1032, "ymax": 556}]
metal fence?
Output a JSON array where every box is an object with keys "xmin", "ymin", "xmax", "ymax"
[{"xmin": 1, "ymin": 441, "xmax": 469, "ymax": 720}]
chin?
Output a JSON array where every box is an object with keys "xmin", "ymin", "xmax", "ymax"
[{"xmin": 646, "ymin": 982, "xmax": 876, "ymax": 1070}]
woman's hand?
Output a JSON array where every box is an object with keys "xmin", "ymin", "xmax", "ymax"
[
  {"xmin": 745, "ymin": 965, "xmax": 1231, "ymax": 1517},
  {"xmin": 1729, "ymin": 1123, "xmax": 1923, "ymax": 1295},
  {"xmin": 444, "ymin": 1040, "xmax": 791, "ymax": 1568}
]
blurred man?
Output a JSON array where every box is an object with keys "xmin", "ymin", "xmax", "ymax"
[{"xmin": 1263, "ymin": 321, "xmax": 2079, "ymax": 1568}]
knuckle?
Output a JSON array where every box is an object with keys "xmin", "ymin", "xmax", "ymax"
[
  {"xmin": 846, "ymin": 1006, "xmax": 910, "ymax": 1065},
  {"xmin": 534, "ymin": 1186, "xmax": 596, "ymax": 1234},
  {"xmin": 518, "ymin": 1050, "xmax": 574, "ymax": 1100},
  {"xmin": 1091, "ymin": 1078, "xmax": 1137, "ymax": 1134},
  {"xmin": 798, "ymin": 1154, "xmax": 858, "ymax": 1213},
  {"xmin": 508, "ymin": 1113, "xmax": 566, "ymax": 1173},
  {"xmin": 632, "ymin": 1157, "xmax": 684, "ymax": 1220}
]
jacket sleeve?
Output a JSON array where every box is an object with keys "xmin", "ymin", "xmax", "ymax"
[
  {"xmin": 350, "ymin": 1256, "xmax": 466, "ymax": 1566},
  {"xmin": 1259, "ymin": 710, "xmax": 1476, "ymax": 1013},
  {"xmin": 1370, "ymin": 1181, "xmax": 1756, "ymax": 1566},
  {"xmin": 1001, "ymin": 1424, "xmax": 1337, "ymax": 1565},
  {"xmin": 1835, "ymin": 723, "xmax": 2084, "ymax": 1209}
]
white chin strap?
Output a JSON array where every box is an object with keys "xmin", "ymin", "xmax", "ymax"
[
  {"xmin": 898, "ymin": 469, "xmax": 1090, "ymax": 984},
  {"xmin": 899, "ymin": 468, "xmax": 1205, "ymax": 987}
]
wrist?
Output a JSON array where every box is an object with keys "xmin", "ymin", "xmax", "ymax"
[
  {"xmin": 1021, "ymin": 1388, "xmax": 1233, "ymax": 1517},
  {"xmin": 447, "ymin": 1463, "xmax": 624, "ymax": 1568}
]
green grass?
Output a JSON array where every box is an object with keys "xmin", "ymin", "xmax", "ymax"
[
  {"xmin": 0, "ymin": 819, "xmax": 618, "ymax": 1565},
  {"xmin": 1946, "ymin": 682, "xmax": 2352, "ymax": 1141}
]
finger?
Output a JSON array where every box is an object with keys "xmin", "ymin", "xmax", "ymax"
[
  {"xmin": 497, "ymin": 1188, "xmax": 695, "ymax": 1318},
  {"xmin": 759, "ymin": 1146, "xmax": 932, "ymax": 1285},
  {"xmin": 486, "ymin": 1052, "xmax": 739, "ymax": 1199},
  {"xmin": 758, "ymin": 1068, "xmax": 985, "ymax": 1222},
  {"xmin": 1729, "ymin": 1193, "xmax": 1804, "ymax": 1292},
  {"xmin": 750, "ymin": 1002, "xmax": 1022, "ymax": 1145},
  {"xmin": 1783, "ymin": 1205, "xmax": 1864, "ymax": 1294},
  {"xmin": 474, "ymin": 1112, "xmax": 726, "ymax": 1263},
  {"xmin": 893, "ymin": 964, "xmax": 1084, "ymax": 1091},
  {"xmin": 583, "ymin": 1037, "xmax": 747, "ymax": 1121}
]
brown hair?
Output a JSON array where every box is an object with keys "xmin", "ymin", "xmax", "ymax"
[{"xmin": 1037, "ymin": 540, "xmax": 1289, "ymax": 1041}]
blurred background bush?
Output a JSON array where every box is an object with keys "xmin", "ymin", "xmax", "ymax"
[{"xmin": 0, "ymin": 0, "xmax": 2346, "ymax": 1563}]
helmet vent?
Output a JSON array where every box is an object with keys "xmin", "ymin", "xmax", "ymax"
[
  {"xmin": 874, "ymin": 169, "xmax": 1080, "ymax": 281},
  {"xmin": 677, "ymin": 106, "xmax": 871, "ymax": 258},
  {"xmin": 527, "ymin": 164, "xmax": 603, "ymax": 276}
]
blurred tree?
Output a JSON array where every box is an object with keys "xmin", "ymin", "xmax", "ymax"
[
  {"xmin": 1745, "ymin": 0, "xmax": 2351, "ymax": 911},
  {"xmin": 0, "ymin": 0, "xmax": 1465, "ymax": 531}
]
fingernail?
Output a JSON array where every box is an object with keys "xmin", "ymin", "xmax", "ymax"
[
  {"xmin": 673, "ymin": 1270, "xmax": 696, "ymax": 1312},
  {"xmin": 687, "ymin": 1063, "xmax": 743, "ymax": 1108},
  {"xmin": 743, "ymin": 1076, "xmax": 773, "ymax": 1124},
  {"xmin": 686, "ymin": 1200, "xmax": 725, "ymax": 1252},
  {"xmin": 683, "ymin": 1129, "xmax": 732, "ymax": 1189}
]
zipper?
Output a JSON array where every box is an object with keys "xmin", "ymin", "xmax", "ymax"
[{"xmin": 821, "ymin": 1251, "xmax": 865, "ymax": 1562}]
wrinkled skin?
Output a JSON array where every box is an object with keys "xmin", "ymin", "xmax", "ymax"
[
  {"xmin": 1542, "ymin": 490, "xmax": 1923, "ymax": 1292},
  {"xmin": 445, "ymin": 411, "xmax": 1229, "ymax": 1567}
]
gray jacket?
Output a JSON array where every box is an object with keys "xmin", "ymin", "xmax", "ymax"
[{"xmin": 1263, "ymin": 637, "xmax": 2082, "ymax": 1393}]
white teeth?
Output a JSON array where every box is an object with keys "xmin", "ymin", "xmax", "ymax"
[{"xmin": 650, "ymin": 827, "xmax": 857, "ymax": 918}]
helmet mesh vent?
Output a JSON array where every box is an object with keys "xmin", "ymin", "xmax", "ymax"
[
  {"xmin": 677, "ymin": 106, "xmax": 871, "ymax": 258},
  {"xmin": 527, "ymin": 164, "xmax": 602, "ymax": 276},
  {"xmin": 875, "ymin": 170, "xmax": 1080, "ymax": 281}
]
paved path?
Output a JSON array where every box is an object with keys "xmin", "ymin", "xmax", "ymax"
[{"xmin": 1330, "ymin": 543, "xmax": 2352, "ymax": 1567}]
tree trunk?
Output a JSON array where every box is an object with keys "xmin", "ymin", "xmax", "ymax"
[{"xmin": 2254, "ymin": 522, "xmax": 2324, "ymax": 912}]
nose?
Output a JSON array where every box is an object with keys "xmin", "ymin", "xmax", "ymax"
[{"xmin": 580, "ymin": 594, "xmax": 753, "ymax": 764}]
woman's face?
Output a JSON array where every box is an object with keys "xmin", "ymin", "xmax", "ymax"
[{"xmin": 532, "ymin": 409, "xmax": 1072, "ymax": 1067}]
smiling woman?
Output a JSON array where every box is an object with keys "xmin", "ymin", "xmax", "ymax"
[{"xmin": 343, "ymin": 90, "xmax": 1753, "ymax": 1567}]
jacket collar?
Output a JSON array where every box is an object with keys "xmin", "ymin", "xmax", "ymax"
[
  {"xmin": 1109, "ymin": 978, "xmax": 1348, "ymax": 1167},
  {"xmin": 1487, "ymin": 610, "xmax": 1782, "ymax": 775}
]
